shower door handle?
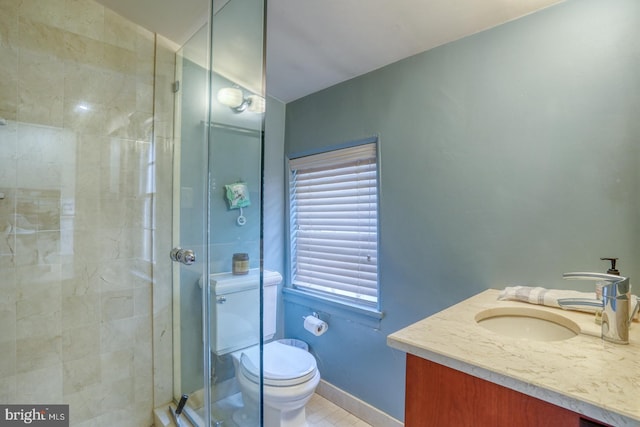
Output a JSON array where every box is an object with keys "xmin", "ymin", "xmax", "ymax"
[{"xmin": 170, "ymin": 247, "xmax": 196, "ymax": 265}]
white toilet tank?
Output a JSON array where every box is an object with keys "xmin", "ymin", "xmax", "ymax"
[{"xmin": 207, "ymin": 269, "xmax": 282, "ymax": 355}]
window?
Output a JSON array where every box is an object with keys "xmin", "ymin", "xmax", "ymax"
[{"xmin": 288, "ymin": 140, "xmax": 379, "ymax": 307}]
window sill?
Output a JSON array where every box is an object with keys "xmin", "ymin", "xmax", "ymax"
[{"xmin": 282, "ymin": 287, "xmax": 384, "ymax": 329}]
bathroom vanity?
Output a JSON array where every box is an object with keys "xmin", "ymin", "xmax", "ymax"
[{"xmin": 387, "ymin": 290, "xmax": 640, "ymax": 427}]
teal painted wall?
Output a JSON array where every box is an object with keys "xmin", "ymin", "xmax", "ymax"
[{"xmin": 282, "ymin": 0, "xmax": 640, "ymax": 420}]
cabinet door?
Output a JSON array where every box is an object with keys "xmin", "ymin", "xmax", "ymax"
[{"xmin": 405, "ymin": 354, "xmax": 609, "ymax": 427}]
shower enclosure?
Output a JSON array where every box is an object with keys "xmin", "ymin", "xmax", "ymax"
[{"xmin": 171, "ymin": 0, "xmax": 266, "ymax": 425}]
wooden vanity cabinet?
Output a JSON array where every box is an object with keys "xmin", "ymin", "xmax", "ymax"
[{"xmin": 405, "ymin": 354, "xmax": 611, "ymax": 427}]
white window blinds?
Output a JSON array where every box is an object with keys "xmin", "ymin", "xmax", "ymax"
[{"xmin": 289, "ymin": 142, "xmax": 379, "ymax": 306}]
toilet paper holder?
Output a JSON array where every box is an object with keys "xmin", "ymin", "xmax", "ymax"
[
  {"xmin": 302, "ymin": 311, "xmax": 323, "ymax": 321},
  {"xmin": 302, "ymin": 311, "xmax": 329, "ymax": 336}
]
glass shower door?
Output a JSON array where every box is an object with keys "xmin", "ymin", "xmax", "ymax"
[
  {"xmin": 208, "ymin": 0, "xmax": 266, "ymax": 424},
  {"xmin": 171, "ymin": 0, "xmax": 266, "ymax": 425},
  {"xmin": 172, "ymin": 21, "xmax": 212, "ymax": 426}
]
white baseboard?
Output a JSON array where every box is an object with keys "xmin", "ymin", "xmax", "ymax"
[{"xmin": 316, "ymin": 380, "xmax": 404, "ymax": 427}]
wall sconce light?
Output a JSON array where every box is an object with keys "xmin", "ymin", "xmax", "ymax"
[{"xmin": 217, "ymin": 87, "xmax": 265, "ymax": 113}]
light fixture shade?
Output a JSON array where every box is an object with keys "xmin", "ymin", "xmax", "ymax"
[
  {"xmin": 247, "ymin": 94, "xmax": 266, "ymax": 113},
  {"xmin": 217, "ymin": 87, "xmax": 244, "ymax": 108}
]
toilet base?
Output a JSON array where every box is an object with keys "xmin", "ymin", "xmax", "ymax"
[
  {"xmin": 264, "ymin": 405, "xmax": 308, "ymax": 427},
  {"xmin": 232, "ymin": 398, "xmax": 310, "ymax": 427},
  {"xmin": 233, "ymin": 405, "xmax": 309, "ymax": 427},
  {"xmin": 235, "ymin": 369, "xmax": 320, "ymax": 427}
]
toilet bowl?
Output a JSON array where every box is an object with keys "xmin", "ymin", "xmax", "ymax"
[{"xmin": 231, "ymin": 341, "xmax": 320, "ymax": 427}]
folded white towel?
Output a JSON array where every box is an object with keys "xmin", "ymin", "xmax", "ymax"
[
  {"xmin": 498, "ymin": 286, "xmax": 602, "ymax": 313},
  {"xmin": 499, "ymin": 286, "xmax": 640, "ymax": 316}
]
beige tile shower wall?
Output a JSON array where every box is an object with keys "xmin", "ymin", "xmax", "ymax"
[{"xmin": 0, "ymin": 0, "xmax": 170, "ymax": 426}]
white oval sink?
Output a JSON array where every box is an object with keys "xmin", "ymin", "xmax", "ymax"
[{"xmin": 475, "ymin": 307, "xmax": 579, "ymax": 341}]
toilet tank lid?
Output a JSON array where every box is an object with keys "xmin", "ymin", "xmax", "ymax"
[{"xmin": 199, "ymin": 269, "xmax": 282, "ymax": 294}]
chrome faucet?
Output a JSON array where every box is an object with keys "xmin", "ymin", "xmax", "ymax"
[{"xmin": 563, "ymin": 272, "xmax": 632, "ymax": 344}]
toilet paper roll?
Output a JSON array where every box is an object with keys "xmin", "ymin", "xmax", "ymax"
[{"xmin": 303, "ymin": 315, "xmax": 328, "ymax": 336}]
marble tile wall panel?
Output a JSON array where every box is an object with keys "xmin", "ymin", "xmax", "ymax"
[{"xmin": 0, "ymin": 0, "xmax": 176, "ymax": 425}]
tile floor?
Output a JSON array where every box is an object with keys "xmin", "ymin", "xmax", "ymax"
[{"xmin": 306, "ymin": 394, "xmax": 372, "ymax": 427}]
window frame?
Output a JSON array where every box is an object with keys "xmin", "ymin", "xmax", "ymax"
[{"xmin": 286, "ymin": 136, "xmax": 381, "ymax": 313}]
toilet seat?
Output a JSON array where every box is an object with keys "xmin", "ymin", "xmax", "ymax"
[{"xmin": 237, "ymin": 341, "xmax": 318, "ymax": 387}]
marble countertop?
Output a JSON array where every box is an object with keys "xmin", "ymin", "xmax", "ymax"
[{"xmin": 387, "ymin": 289, "xmax": 640, "ymax": 426}]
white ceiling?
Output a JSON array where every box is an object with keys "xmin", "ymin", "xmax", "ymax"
[{"xmin": 95, "ymin": 0, "xmax": 565, "ymax": 103}]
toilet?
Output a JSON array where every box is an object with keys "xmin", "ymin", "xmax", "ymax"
[{"xmin": 207, "ymin": 269, "xmax": 320, "ymax": 427}]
